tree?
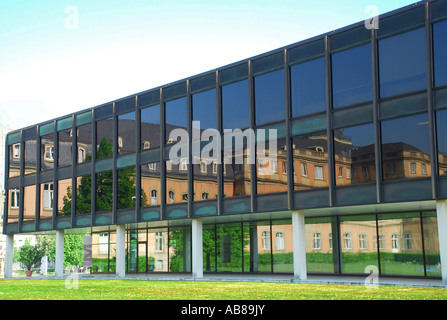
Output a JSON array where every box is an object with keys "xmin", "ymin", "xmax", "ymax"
[{"xmin": 17, "ymin": 238, "xmax": 45, "ymax": 273}]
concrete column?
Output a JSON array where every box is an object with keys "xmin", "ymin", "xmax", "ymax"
[
  {"xmin": 55, "ymin": 230, "xmax": 65, "ymax": 277},
  {"xmin": 116, "ymin": 224, "xmax": 126, "ymax": 278},
  {"xmin": 436, "ymin": 200, "xmax": 447, "ymax": 284},
  {"xmin": 4, "ymin": 234, "xmax": 14, "ymax": 279},
  {"xmin": 292, "ymin": 210, "xmax": 307, "ymax": 280},
  {"xmin": 191, "ymin": 218, "xmax": 203, "ymax": 278}
]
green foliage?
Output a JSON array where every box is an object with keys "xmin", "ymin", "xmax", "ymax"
[
  {"xmin": 35, "ymin": 234, "xmax": 86, "ymax": 267},
  {"xmin": 17, "ymin": 239, "xmax": 45, "ymax": 271}
]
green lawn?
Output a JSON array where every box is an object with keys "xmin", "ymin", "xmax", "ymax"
[{"xmin": 0, "ymin": 279, "xmax": 445, "ymax": 300}]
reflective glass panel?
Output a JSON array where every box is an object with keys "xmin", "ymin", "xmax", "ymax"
[
  {"xmin": 305, "ymin": 217, "xmax": 334, "ymax": 273},
  {"xmin": 57, "ymin": 178, "xmax": 72, "ymax": 216},
  {"xmin": 76, "ymin": 175, "xmax": 92, "ymax": 214},
  {"xmin": 92, "ymin": 232, "xmax": 110, "ymax": 273},
  {"xmin": 58, "ymin": 129, "xmax": 72, "ymax": 168},
  {"xmin": 334, "ymin": 123, "xmax": 375, "ymax": 186},
  {"xmin": 291, "ymin": 57, "xmax": 326, "ymax": 117},
  {"xmin": 40, "ymin": 183, "xmax": 54, "ymax": 220},
  {"xmin": 379, "ymin": 28, "xmax": 426, "ymax": 98},
  {"xmin": 292, "ymin": 130, "xmax": 329, "ymax": 190},
  {"xmin": 254, "ymin": 69, "xmax": 285, "ymax": 126},
  {"xmin": 8, "ymin": 143, "xmax": 20, "ymax": 178},
  {"xmin": 203, "ymin": 225, "xmax": 217, "ymax": 272},
  {"xmin": 272, "ymin": 220, "xmax": 293, "ymax": 273},
  {"xmin": 117, "ymin": 166, "xmax": 136, "ymax": 210},
  {"xmin": 77, "ymin": 123, "xmax": 92, "ymax": 164},
  {"xmin": 165, "ymin": 97, "xmax": 187, "ymax": 145},
  {"xmin": 96, "ymin": 171, "xmax": 113, "ymax": 212},
  {"xmin": 332, "ymin": 44, "xmax": 372, "ymax": 108},
  {"xmin": 148, "ymin": 228, "xmax": 169, "ymax": 272},
  {"xmin": 23, "ymin": 185, "xmax": 36, "ymax": 222},
  {"xmin": 253, "ymin": 221, "xmax": 272, "ymax": 272},
  {"xmin": 378, "ymin": 212, "xmax": 424, "ymax": 276},
  {"xmin": 434, "ymin": 20, "xmax": 447, "ymax": 87},
  {"xmin": 169, "ymin": 226, "xmax": 191, "ymax": 272},
  {"xmin": 24, "ymin": 139, "xmax": 37, "ymax": 175},
  {"xmin": 141, "ymin": 162, "xmax": 161, "ymax": 207},
  {"xmin": 192, "ymin": 89, "xmax": 216, "ymax": 131},
  {"xmin": 381, "ymin": 113, "xmax": 430, "ymax": 180},
  {"xmin": 40, "ymin": 134, "xmax": 55, "ymax": 172},
  {"xmin": 222, "ymin": 80, "xmax": 249, "ymax": 130},
  {"xmin": 96, "ymin": 117, "xmax": 113, "ymax": 160},
  {"xmin": 436, "ymin": 109, "xmax": 447, "ymax": 175},
  {"xmin": 117, "ymin": 111, "xmax": 136, "ymax": 155},
  {"xmin": 141, "ymin": 105, "xmax": 160, "ymax": 150},
  {"xmin": 166, "ymin": 159, "xmax": 188, "ymax": 205},
  {"xmin": 216, "ymin": 223, "xmax": 243, "ymax": 272},
  {"xmin": 422, "ymin": 212, "xmax": 441, "ymax": 277},
  {"xmin": 7, "ymin": 188, "xmax": 20, "ymax": 223},
  {"xmin": 340, "ymin": 215, "xmax": 378, "ymax": 274}
]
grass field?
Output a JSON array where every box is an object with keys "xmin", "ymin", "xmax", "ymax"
[{"xmin": 0, "ymin": 279, "xmax": 446, "ymax": 300}]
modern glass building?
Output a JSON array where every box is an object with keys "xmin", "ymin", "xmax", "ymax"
[{"xmin": 4, "ymin": 0, "xmax": 447, "ymax": 282}]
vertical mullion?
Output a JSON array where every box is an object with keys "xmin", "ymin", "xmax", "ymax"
[
  {"xmin": 112, "ymin": 102, "xmax": 118, "ymax": 224},
  {"xmin": 248, "ymin": 61, "xmax": 256, "ymax": 212},
  {"xmin": 52, "ymin": 122, "xmax": 57, "ymax": 230},
  {"xmin": 187, "ymin": 80, "xmax": 193, "ymax": 217},
  {"xmin": 372, "ymin": 26, "xmax": 383, "ymax": 204},
  {"xmin": 18, "ymin": 137, "xmax": 25, "ymax": 233},
  {"xmin": 71, "ymin": 115, "xmax": 76, "ymax": 226},
  {"xmin": 135, "ymin": 96, "xmax": 141, "ymax": 222},
  {"xmin": 35, "ymin": 132, "xmax": 41, "ymax": 231},
  {"xmin": 284, "ymin": 49, "xmax": 294, "ymax": 209},
  {"xmin": 324, "ymin": 36, "xmax": 335, "ymax": 207},
  {"xmin": 426, "ymin": 2, "xmax": 438, "ymax": 199},
  {"xmin": 216, "ymin": 71, "xmax": 223, "ymax": 215}
]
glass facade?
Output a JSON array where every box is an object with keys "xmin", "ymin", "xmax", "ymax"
[{"xmin": 4, "ymin": 1, "xmax": 447, "ymax": 279}]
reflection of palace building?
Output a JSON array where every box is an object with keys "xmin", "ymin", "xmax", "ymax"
[{"xmin": 4, "ymin": 1, "xmax": 447, "ymax": 283}]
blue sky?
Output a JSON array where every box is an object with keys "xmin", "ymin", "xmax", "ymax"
[{"xmin": 0, "ymin": 0, "xmax": 417, "ymax": 130}]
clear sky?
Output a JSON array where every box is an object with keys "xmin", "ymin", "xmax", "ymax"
[{"xmin": 0, "ymin": 0, "xmax": 417, "ymax": 131}]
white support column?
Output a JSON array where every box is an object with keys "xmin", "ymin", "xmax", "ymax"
[
  {"xmin": 436, "ymin": 200, "xmax": 447, "ymax": 284},
  {"xmin": 55, "ymin": 230, "xmax": 65, "ymax": 277},
  {"xmin": 292, "ymin": 210, "xmax": 307, "ymax": 280},
  {"xmin": 4, "ymin": 234, "xmax": 14, "ymax": 279},
  {"xmin": 191, "ymin": 218, "xmax": 203, "ymax": 279},
  {"xmin": 116, "ymin": 224, "xmax": 126, "ymax": 278}
]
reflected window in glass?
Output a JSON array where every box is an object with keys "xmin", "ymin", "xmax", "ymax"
[
  {"xmin": 117, "ymin": 112, "xmax": 136, "ymax": 155},
  {"xmin": 141, "ymin": 105, "xmax": 160, "ymax": 150},
  {"xmin": 381, "ymin": 113, "xmax": 430, "ymax": 180},
  {"xmin": 165, "ymin": 97, "xmax": 187, "ymax": 145}
]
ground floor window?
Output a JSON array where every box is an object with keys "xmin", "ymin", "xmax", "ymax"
[{"xmin": 89, "ymin": 211, "xmax": 441, "ymax": 277}]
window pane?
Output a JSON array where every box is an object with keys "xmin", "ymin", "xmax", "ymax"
[
  {"xmin": 436, "ymin": 109, "xmax": 447, "ymax": 175},
  {"xmin": 292, "ymin": 130, "xmax": 328, "ymax": 190},
  {"xmin": 434, "ymin": 20, "xmax": 447, "ymax": 87},
  {"xmin": 379, "ymin": 28, "xmax": 426, "ymax": 98},
  {"xmin": 23, "ymin": 185, "xmax": 36, "ymax": 222},
  {"xmin": 381, "ymin": 113, "xmax": 430, "ymax": 180},
  {"xmin": 216, "ymin": 223, "xmax": 243, "ymax": 272},
  {"xmin": 77, "ymin": 123, "xmax": 92, "ymax": 164},
  {"xmin": 192, "ymin": 89, "xmax": 216, "ymax": 131},
  {"xmin": 40, "ymin": 183, "xmax": 53, "ymax": 220},
  {"xmin": 166, "ymin": 159, "xmax": 188, "ymax": 205},
  {"xmin": 339, "ymin": 215, "xmax": 378, "ymax": 274},
  {"xmin": 148, "ymin": 229, "xmax": 168, "ymax": 271},
  {"xmin": 76, "ymin": 175, "xmax": 91, "ymax": 214},
  {"xmin": 222, "ymin": 80, "xmax": 249, "ymax": 130},
  {"xmin": 334, "ymin": 123, "xmax": 375, "ymax": 186},
  {"xmin": 254, "ymin": 69, "xmax": 285, "ymax": 126},
  {"xmin": 117, "ymin": 166, "xmax": 136, "ymax": 210},
  {"xmin": 165, "ymin": 97, "xmax": 187, "ymax": 144},
  {"xmin": 57, "ymin": 178, "xmax": 72, "ymax": 216},
  {"xmin": 96, "ymin": 117, "xmax": 113, "ymax": 159},
  {"xmin": 24, "ymin": 139, "xmax": 37, "ymax": 175},
  {"xmin": 141, "ymin": 105, "xmax": 160, "ymax": 150},
  {"xmin": 40, "ymin": 134, "xmax": 55, "ymax": 172},
  {"xmin": 8, "ymin": 143, "xmax": 20, "ymax": 178},
  {"xmin": 117, "ymin": 111, "xmax": 136, "ymax": 155},
  {"xmin": 203, "ymin": 225, "xmax": 217, "ymax": 272},
  {"xmin": 272, "ymin": 220, "xmax": 293, "ymax": 273},
  {"xmin": 58, "ymin": 129, "xmax": 72, "ymax": 168},
  {"xmin": 7, "ymin": 189, "xmax": 20, "ymax": 223},
  {"xmin": 378, "ymin": 212, "xmax": 424, "ymax": 276},
  {"xmin": 332, "ymin": 44, "xmax": 372, "ymax": 109},
  {"xmin": 96, "ymin": 171, "xmax": 113, "ymax": 212},
  {"xmin": 169, "ymin": 226, "xmax": 191, "ymax": 272},
  {"xmin": 422, "ymin": 212, "xmax": 441, "ymax": 277},
  {"xmin": 141, "ymin": 162, "xmax": 160, "ymax": 207},
  {"xmin": 291, "ymin": 58, "xmax": 326, "ymax": 117},
  {"xmin": 305, "ymin": 217, "xmax": 334, "ymax": 273}
]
